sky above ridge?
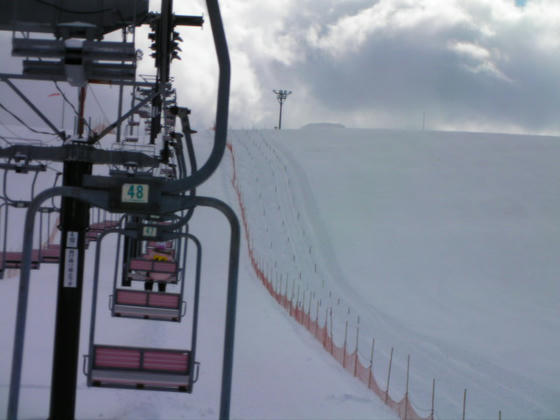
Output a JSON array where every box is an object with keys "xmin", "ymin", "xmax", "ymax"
[
  {"xmin": 2, "ymin": 0, "xmax": 560, "ymax": 135},
  {"xmin": 183, "ymin": 0, "xmax": 558, "ymax": 133}
]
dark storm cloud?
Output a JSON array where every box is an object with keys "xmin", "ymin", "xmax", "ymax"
[{"xmin": 287, "ymin": 21, "xmax": 560, "ymax": 131}]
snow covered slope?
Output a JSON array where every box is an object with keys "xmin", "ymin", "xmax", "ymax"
[
  {"xmin": 0, "ymin": 129, "xmax": 396, "ymax": 419},
  {"xmin": 227, "ymin": 127, "xmax": 560, "ymax": 420}
]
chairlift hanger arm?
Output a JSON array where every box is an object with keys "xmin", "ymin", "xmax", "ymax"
[
  {"xmin": 1, "ymin": 76, "xmax": 66, "ymax": 141},
  {"xmin": 168, "ymin": 130, "xmax": 196, "ymax": 224},
  {"xmin": 160, "ymin": 0, "xmax": 229, "ymax": 194}
]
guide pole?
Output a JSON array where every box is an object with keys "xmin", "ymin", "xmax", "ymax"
[{"xmin": 48, "ymin": 87, "xmax": 92, "ymax": 420}]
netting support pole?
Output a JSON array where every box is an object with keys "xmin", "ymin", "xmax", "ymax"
[
  {"xmin": 329, "ymin": 307, "xmax": 334, "ymax": 354},
  {"xmin": 315, "ymin": 299, "xmax": 320, "ymax": 335},
  {"xmin": 430, "ymin": 378, "xmax": 435, "ymax": 420},
  {"xmin": 343, "ymin": 320, "xmax": 348, "ymax": 368},
  {"xmin": 368, "ymin": 338, "xmax": 375, "ymax": 389},
  {"xmin": 404, "ymin": 354, "xmax": 410, "ymax": 420},
  {"xmin": 307, "ymin": 291, "xmax": 312, "ymax": 326},
  {"xmin": 353, "ymin": 318, "xmax": 360, "ymax": 377},
  {"xmin": 462, "ymin": 388, "xmax": 467, "ymax": 420},
  {"xmin": 323, "ymin": 306, "xmax": 329, "ymax": 348},
  {"xmin": 385, "ymin": 347, "xmax": 394, "ymax": 403}
]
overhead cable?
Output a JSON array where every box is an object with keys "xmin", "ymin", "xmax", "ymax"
[{"xmin": 0, "ymin": 102, "xmax": 53, "ymax": 136}]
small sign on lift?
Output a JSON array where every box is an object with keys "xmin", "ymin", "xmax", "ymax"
[
  {"xmin": 67, "ymin": 231, "xmax": 79, "ymax": 248},
  {"xmin": 143, "ymin": 226, "xmax": 157, "ymax": 237},
  {"xmin": 122, "ymin": 183, "xmax": 149, "ymax": 203},
  {"xmin": 64, "ymin": 248, "xmax": 78, "ymax": 288}
]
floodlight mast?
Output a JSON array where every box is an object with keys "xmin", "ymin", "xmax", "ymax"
[{"xmin": 273, "ymin": 89, "xmax": 291, "ymax": 130}]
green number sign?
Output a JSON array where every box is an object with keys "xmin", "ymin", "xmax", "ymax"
[
  {"xmin": 121, "ymin": 183, "xmax": 149, "ymax": 203},
  {"xmin": 143, "ymin": 226, "xmax": 157, "ymax": 237}
]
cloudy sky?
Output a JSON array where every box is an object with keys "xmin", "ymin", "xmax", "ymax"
[{"xmin": 2, "ymin": 0, "xmax": 560, "ymax": 135}]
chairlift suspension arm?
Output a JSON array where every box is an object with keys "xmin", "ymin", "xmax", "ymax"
[
  {"xmin": 31, "ymin": 168, "xmax": 39, "ymax": 200},
  {"xmin": 160, "ymin": 0, "xmax": 229, "ymax": 194}
]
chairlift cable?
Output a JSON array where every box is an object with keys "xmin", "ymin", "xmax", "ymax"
[{"xmin": 0, "ymin": 102, "xmax": 53, "ymax": 136}]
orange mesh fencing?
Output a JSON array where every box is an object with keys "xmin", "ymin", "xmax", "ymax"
[{"xmin": 227, "ymin": 142, "xmax": 433, "ymax": 420}]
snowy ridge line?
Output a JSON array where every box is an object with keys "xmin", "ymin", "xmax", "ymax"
[{"xmin": 226, "ymin": 141, "xmax": 431, "ymax": 420}]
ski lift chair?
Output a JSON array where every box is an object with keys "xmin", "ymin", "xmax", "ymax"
[
  {"xmin": 84, "ymin": 229, "xmax": 201, "ymax": 392},
  {"xmin": 111, "ymin": 233, "xmax": 189, "ymax": 322},
  {"xmin": 131, "ymin": 249, "xmax": 178, "ymax": 293},
  {"xmin": 86, "ymin": 345, "xmax": 195, "ymax": 392},
  {"xmin": 110, "ymin": 289, "xmax": 186, "ymax": 322}
]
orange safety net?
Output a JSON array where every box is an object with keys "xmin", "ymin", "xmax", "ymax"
[{"xmin": 227, "ymin": 142, "xmax": 432, "ymax": 420}]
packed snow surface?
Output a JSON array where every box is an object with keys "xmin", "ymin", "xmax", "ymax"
[
  {"xmin": 1, "ymin": 126, "xmax": 559, "ymax": 419},
  {"xmin": 227, "ymin": 128, "xmax": 560, "ymax": 420},
  {"xmin": 0, "ymin": 129, "xmax": 395, "ymax": 419}
]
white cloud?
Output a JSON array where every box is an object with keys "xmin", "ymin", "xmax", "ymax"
[{"xmin": 448, "ymin": 41, "xmax": 512, "ymax": 82}]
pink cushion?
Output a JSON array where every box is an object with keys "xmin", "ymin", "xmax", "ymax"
[
  {"xmin": 148, "ymin": 293, "xmax": 180, "ymax": 308},
  {"xmin": 153, "ymin": 261, "xmax": 176, "ymax": 273},
  {"xmin": 95, "ymin": 347, "xmax": 141, "ymax": 369},
  {"xmin": 130, "ymin": 259, "xmax": 153, "ymax": 270},
  {"xmin": 116, "ymin": 290, "xmax": 148, "ymax": 305},
  {"xmin": 143, "ymin": 351, "xmax": 188, "ymax": 372}
]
